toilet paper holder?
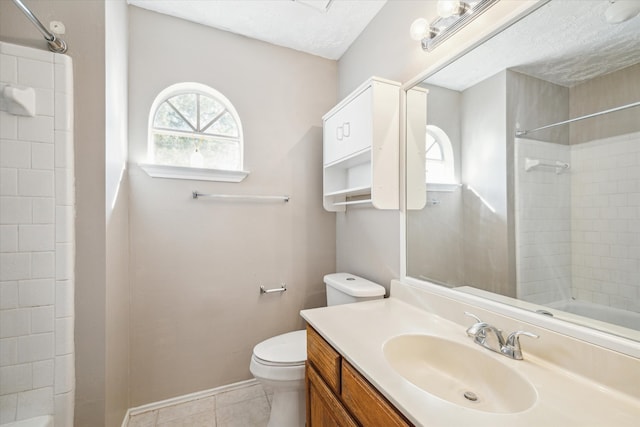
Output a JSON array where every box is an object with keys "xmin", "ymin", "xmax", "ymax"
[{"xmin": 260, "ymin": 284, "xmax": 287, "ymax": 295}]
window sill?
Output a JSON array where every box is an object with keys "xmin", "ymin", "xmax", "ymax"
[{"xmin": 139, "ymin": 163, "xmax": 250, "ymax": 183}]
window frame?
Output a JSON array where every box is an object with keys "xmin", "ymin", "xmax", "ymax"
[{"xmin": 140, "ymin": 82, "xmax": 249, "ymax": 182}]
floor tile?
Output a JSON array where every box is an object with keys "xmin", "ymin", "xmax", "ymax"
[
  {"xmin": 215, "ymin": 384, "xmax": 266, "ymax": 409},
  {"xmin": 157, "ymin": 397, "xmax": 216, "ymax": 424},
  {"xmin": 156, "ymin": 410, "xmax": 216, "ymax": 427},
  {"xmin": 216, "ymin": 396, "xmax": 270, "ymax": 427},
  {"xmin": 128, "ymin": 410, "xmax": 158, "ymax": 427}
]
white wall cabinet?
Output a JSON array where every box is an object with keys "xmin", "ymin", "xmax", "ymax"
[{"xmin": 322, "ymin": 77, "xmax": 400, "ymax": 211}]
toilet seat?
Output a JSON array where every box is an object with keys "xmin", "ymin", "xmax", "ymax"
[{"xmin": 252, "ymin": 330, "xmax": 307, "ymax": 366}]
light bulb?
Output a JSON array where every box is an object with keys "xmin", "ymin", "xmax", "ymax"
[
  {"xmin": 605, "ymin": 0, "xmax": 640, "ymax": 24},
  {"xmin": 437, "ymin": 0, "xmax": 461, "ymax": 18},
  {"xmin": 410, "ymin": 18, "xmax": 429, "ymax": 41}
]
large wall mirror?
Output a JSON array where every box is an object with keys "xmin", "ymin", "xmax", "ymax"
[{"xmin": 405, "ymin": 0, "xmax": 640, "ymax": 344}]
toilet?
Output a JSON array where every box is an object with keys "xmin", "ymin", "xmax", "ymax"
[{"xmin": 249, "ymin": 273, "xmax": 386, "ymax": 427}]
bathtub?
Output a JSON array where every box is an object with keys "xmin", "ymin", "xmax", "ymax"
[
  {"xmin": 1, "ymin": 416, "xmax": 54, "ymax": 427},
  {"xmin": 547, "ymin": 299, "xmax": 640, "ymax": 333}
]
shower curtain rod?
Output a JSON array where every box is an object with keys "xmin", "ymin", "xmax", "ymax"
[
  {"xmin": 515, "ymin": 100, "xmax": 640, "ymax": 137},
  {"xmin": 12, "ymin": 0, "xmax": 67, "ymax": 53}
]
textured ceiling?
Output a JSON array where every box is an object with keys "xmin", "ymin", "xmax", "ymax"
[
  {"xmin": 425, "ymin": 0, "xmax": 640, "ymax": 90},
  {"xmin": 127, "ymin": 0, "xmax": 387, "ymax": 60}
]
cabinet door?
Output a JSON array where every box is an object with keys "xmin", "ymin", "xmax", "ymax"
[
  {"xmin": 307, "ymin": 363, "xmax": 358, "ymax": 427},
  {"xmin": 342, "ymin": 361, "xmax": 412, "ymax": 427},
  {"xmin": 324, "ymin": 87, "xmax": 373, "ymax": 165}
]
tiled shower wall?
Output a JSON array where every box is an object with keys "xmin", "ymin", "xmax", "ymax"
[
  {"xmin": 516, "ymin": 133, "xmax": 640, "ymax": 313},
  {"xmin": 515, "ymin": 138, "xmax": 572, "ymax": 304},
  {"xmin": 571, "ymin": 132, "xmax": 640, "ymax": 313},
  {"xmin": 0, "ymin": 42, "xmax": 75, "ymax": 425}
]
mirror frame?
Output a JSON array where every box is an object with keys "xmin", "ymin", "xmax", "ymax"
[{"xmin": 398, "ymin": 0, "xmax": 640, "ymax": 359}]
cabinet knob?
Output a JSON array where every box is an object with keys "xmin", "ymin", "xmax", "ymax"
[{"xmin": 336, "ymin": 126, "xmax": 344, "ymax": 141}]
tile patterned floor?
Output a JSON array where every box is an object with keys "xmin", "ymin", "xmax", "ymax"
[{"xmin": 128, "ymin": 383, "xmax": 273, "ymax": 427}]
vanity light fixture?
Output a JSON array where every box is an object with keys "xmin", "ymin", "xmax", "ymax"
[{"xmin": 410, "ymin": 0, "xmax": 499, "ymax": 52}]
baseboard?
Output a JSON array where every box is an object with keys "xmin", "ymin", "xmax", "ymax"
[{"xmin": 120, "ymin": 378, "xmax": 260, "ymax": 426}]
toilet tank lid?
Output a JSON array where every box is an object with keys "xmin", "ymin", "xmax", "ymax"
[{"xmin": 324, "ymin": 273, "xmax": 385, "ymax": 297}]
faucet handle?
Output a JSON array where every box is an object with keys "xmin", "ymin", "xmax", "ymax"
[
  {"xmin": 503, "ymin": 331, "xmax": 539, "ymax": 360},
  {"xmin": 464, "ymin": 311, "xmax": 483, "ymax": 323},
  {"xmin": 506, "ymin": 330, "xmax": 539, "ymax": 345}
]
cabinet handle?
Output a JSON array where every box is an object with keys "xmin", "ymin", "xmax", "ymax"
[
  {"xmin": 336, "ymin": 125, "xmax": 344, "ymax": 141},
  {"xmin": 343, "ymin": 122, "xmax": 351, "ymax": 137}
]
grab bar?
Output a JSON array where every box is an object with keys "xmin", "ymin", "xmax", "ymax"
[
  {"xmin": 260, "ymin": 284, "xmax": 287, "ymax": 294},
  {"xmin": 192, "ymin": 191, "xmax": 289, "ymax": 202}
]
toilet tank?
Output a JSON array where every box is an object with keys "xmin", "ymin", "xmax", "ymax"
[{"xmin": 324, "ymin": 273, "xmax": 386, "ymax": 306}]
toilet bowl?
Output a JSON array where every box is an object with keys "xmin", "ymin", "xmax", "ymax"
[
  {"xmin": 250, "ymin": 273, "xmax": 385, "ymax": 427},
  {"xmin": 250, "ymin": 330, "xmax": 307, "ymax": 427}
]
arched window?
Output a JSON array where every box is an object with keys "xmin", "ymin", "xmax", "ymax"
[
  {"xmin": 142, "ymin": 82, "xmax": 248, "ymax": 182},
  {"xmin": 425, "ymin": 125, "xmax": 455, "ymax": 185}
]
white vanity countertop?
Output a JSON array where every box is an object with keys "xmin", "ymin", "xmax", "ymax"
[{"xmin": 300, "ymin": 297, "xmax": 640, "ymax": 427}]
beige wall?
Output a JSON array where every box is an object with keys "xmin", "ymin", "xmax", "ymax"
[
  {"xmin": 127, "ymin": 7, "xmax": 337, "ymax": 405},
  {"xmin": 105, "ymin": 1, "xmax": 130, "ymax": 425},
  {"xmin": 0, "ymin": 1, "xmax": 108, "ymax": 425},
  {"xmin": 570, "ymin": 63, "xmax": 640, "ymax": 144}
]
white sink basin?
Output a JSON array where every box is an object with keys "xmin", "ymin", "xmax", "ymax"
[{"xmin": 383, "ymin": 334, "xmax": 537, "ymax": 413}]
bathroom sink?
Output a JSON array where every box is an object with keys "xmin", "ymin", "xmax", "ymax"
[{"xmin": 383, "ymin": 334, "xmax": 537, "ymax": 413}]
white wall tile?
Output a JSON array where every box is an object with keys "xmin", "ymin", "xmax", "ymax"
[
  {"xmin": 55, "ymin": 317, "xmax": 73, "ymax": 356},
  {"xmin": 54, "ymin": 354, "xmax": 73, "ymax": 394},
  {"xmin": 32, "ymin": 359, "xmax": 54, "ymax": 388},
  {"xmin": 54, "ymin": 391, "xmax": 74, "ymax": 427},
  {"xmin": 55, "ymin": 244, "xmax": 73, "ymax": 281},
  {"xmin": 0, "ymin": 253, "xmax": 30, "ymax": 281},
  {"xmin": 0, "ymin": 43, "xmax": 53, "ymax": 62},
  {"xmin": 54, "ymin": 63, "xmax": 73, "ymax": 95},
  {"xmin": 0, "ymin": 54, "xmax": 17, "ymax": 83},
  {"xmin": 19, "ymin": 279, "xmax": 54, "ymax": 307},
  {"xmin": 16, "ymin": 386, "xmax": 54, "ymax": 419},
  {"xmin": 0, "ymin": 308, "xmax": 30, "ymax": 338},
  {"xmin": 31, "ymin": 252, "xmax": 54, "ymax": 279},
  {"xmin": 0, "ymin": 281, "xmax": 18, "ymax": 309},
  {"xmin": 0, "ymin": 363, "xmax": 32, "ymax": 394},
  {"xmin": 18, "ymin": 169, "xmax": 54, "ymax": 197},
  {"xmin": 0, "ymin": 225, "xmax": 18, "ymax": 252},
  {"xmin": 17, "ymin": 333, "xmax": 54, "ymax": 363},
  {"xmin": 0, "ymin": 337, "xmax": 17, "ymax": 366},
  {"xmin": 18, "ymin": 116, "xmax": 54, "ymax": 144},
  {"xmin": 31, "ymin": 143, "xmax": 54, "ymax": 170},
  {"xmin": 0, "ymin": 168, "xmax": 17, "ymax": 196},
  {"xmin": 54, "ymin": 168, "xmax": 73, "ymax": 205},
  {"xmin": 55, "ymin": 206, "xmax": 74, "ymax": 244},
  {"xmin": 34, "ymin": 89, "xmax": 55, "ymax": 117},
  {"xmin": 54, "ymin": 131, "xmax": 73, "ymax": 169},
  {"xmin": 19, "ymin": 224, "xmax": 54, "ymax": 252},
  {"xmin": 17, "ymin": 58, "xmax": 54, "ymax": 90},
  {"xmin": 31, "ymin": 306, "xmax": 54, "ymax": 334},
  {"xmin": 0, "ymin": 112, "xmax": 18, "ymax": 140},
  {"xmin": 55, "ymin": 281, "xmax": 73, "ymax": 318},
  {"xmin": 54, "ymin": 92, "xmax": 73, "ymax": 131},
  {"xmin": 0, "ymin": 393, "xmax": 18, "ymax": 423},
  {"xmin": 0, "ymin": 140, "xmax": 30, "ymax": 168},
  {"xmin": 32, "ymin": 198, "xmax": 54, "ymax": 224}
]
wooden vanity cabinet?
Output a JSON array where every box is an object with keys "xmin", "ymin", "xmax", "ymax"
[{"xmin": 306, "ymin": 325, "xmax": 412, "ymax": 427}]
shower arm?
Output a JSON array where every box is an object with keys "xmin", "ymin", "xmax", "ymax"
[{"xmin": 11, "ymin": 0, "xmax": 67, "ymax": 53}]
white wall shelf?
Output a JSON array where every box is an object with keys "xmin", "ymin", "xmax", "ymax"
[{"xmin": 322, "ymin": 77, "xmax": 400, "ymax": 212}]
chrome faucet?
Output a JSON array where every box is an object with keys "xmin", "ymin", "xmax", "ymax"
[{"xmin": 464, "ymin": 312, "xmax": 538, "ymax": 360}]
